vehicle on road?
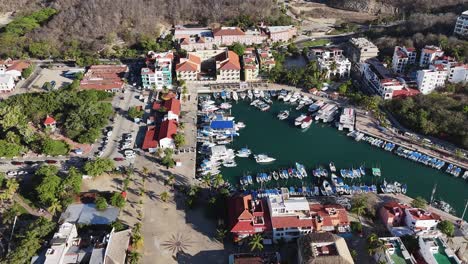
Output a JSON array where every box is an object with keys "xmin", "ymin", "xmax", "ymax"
[
  {"xmin": 11, "ymin": 161, "xmax": 24, "ymax": 165},
  {"xmin": 45, "ymin": 160, "xmax": 58, "ymax": 164},
  {"xmin": 124, "ymin": 149, "xmax": 135, "ymax": 156},
  {"xmin": 114, "ymin": 157, "xmax": 125, "ymax": 161},
  {"xmin": 7, "ymin": 171, "xmax": 18, "ymax": 176}
]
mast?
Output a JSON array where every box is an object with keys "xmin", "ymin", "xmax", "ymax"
[
  {"xmin": 430, "ymin": 183, "xmax": 437, "ymax": 205},
  {"xmin": 461, "ymin": 200, "xmax": 468, "ymax": 221}
]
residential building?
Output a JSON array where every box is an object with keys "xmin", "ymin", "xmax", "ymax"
[
  {"xmin": 0, "ymin": 73, "xmax": 15, "ymax": 92},
  {"xmin": 227, "ymin": 194, "xmax": 271, "ymax": 242},
  {"xmin": 91, "ymin": 228, "xmax": 131, "ymax": 264},
  {"xmin": 80, "ymin": 65, "xmax": 128, "ymax": 92},
  {"xmin": 392, "ymin": 46, "xmax": 417, "ymax": 73},
  {"xmin": 262, "ymin": 25, "xmax": 297, "ymax": 42},
  {"xmin": 44, "ymin": 223, "xmax": 79, "ymax": 264},
  {"xmin": 419, "ymin": 46, "xmax": 444, "ymax": 67},
  {"xmin": 309, "ymin": 203, "xmax": 350, "ymax": 233},
  {"xmin": 454, "ymin": 10, "xmax": 468, "ymax": 37},
  {"xmin": 308, "ymin": 47, "xmax": 351, "ymax": 78},
  {"xmin": 297, "ymin": 232, "xmax": 354, "ymax": 264},
  {"xmin": 379, "ymin": 201, "xmax": 410, "ymax": 229},
  {"xmin": 228, "ymin": 252, "xmax": 281, "ymax": 264},
  {"xmin": 360, "ymin": 58, "xmax": 406, "ymax": 99},
  {"xmin": 141, "ymin": 51, "xmax": 174, "ymax": 90},
  {"xmin": 404, "ymin": 208, "xmax": 440, "ymax": 233},
  {"xmin": 213, "ymin": 27, "xmax": 267, "ymax": 46},
  {"xmin": 447, "ymin": 63, "xmax": 468, "ymax": 83},
  {"xmin": 215, "ymin": 50, "xmax": 241, "ymax": 82},
  {"xmin": 256, "ymin": 47, "xmax": 276, "ymax": 73},
  {"xmin": 373, "ymin": 237, "xmax": 416, "ymax": 264},
  {"xmin": 243, "ymin": 48, "xmax": 260, "ymax": 81},
  {"xmin": 179, "ymin": 36, "xmax": 215, "ymax": 51},
  {"xmin": 346, "ymin": 37, "xmax": 379, "ymax": 63},
  {"xmin": 176, "ymin": 53, "xmax": 202, "ymax": 81},
  {"xmin": 162, "ymin": 98, "xmax": 181, "ymax": 121},
  {"xmin": 419, "ymin": 236, "xmax": 462, "ymax": 264},
  {"xmin": 173, "ymin": 25, "xmax": 212, "ymax": 41},
  {"xmin": 43, "ymin": 115, "xmax": 57, "ymax": 131},
  {"xmin": 416, "ymin": 64, "xmax": 448, "ymax": 94},
  {"xmin": 157, "ymin": 119, "xmax": 178, "ymax": 149},
  {"xmin": 0, "ymin": 59, "xmax": 31, "ymax": 80}
]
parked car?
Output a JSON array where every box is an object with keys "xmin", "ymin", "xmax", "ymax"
[
  {"xmin": 114, "ymin": 157, "xmax": 125, "ymax": 161},
  {"xmin": 125, "ymin": 153, "xmax": 135, "ymax": 159},
  {"xmin": 45, "ymin": 160, "xmax": 58, "ymax": 164},
  {"xmin": 124, "ymin": 149, "xmax": 135, "ymax": 156},
  {"xmin": 6, "ymin": 171, "xmax": 18, "ymax": 176},
  {"xmin": 11, "ymin": 161, "xmax": 24, "ymax": 165},
  {"xmin": 18, "ymin": 170, "xmax": 27, "ymax": 175},
  {"xmin": 106, "ymin": 130, "xmax": 113, "ymax": 137}
]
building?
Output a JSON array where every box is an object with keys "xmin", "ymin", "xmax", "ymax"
[
  {"xmin": 309, "ymin": 203, "xmax": 350, "ymax": 233},
  {"xmin": 228, "ymin": 252, "xmax": 281, "ymax": 264},
  {"xmin": 157, "ymin": 119, "xmax": 178, "ymax": 149},
  {"xmin": 43, "ymin": 115, "xmax": 57, "ymax": 131},
  {"xmin": 419, "ymin": 236, "xmax": 462, "ymax": 264},
  {"xmin": 179, "ymin": 36, "xmax": 215, "ymax": 51},
  {"xmin": 360, "ymin": 58, "xmax": 406, "ymax": 99},
  {"xmin": 227, "ymin": 194, "xmax": 271, "ymax": 241},
  {"xmin": 44, "ymin": 223, "xmax": 80, "ymax": 264},
  {"xmin": 419, "ymin": 46, "xmax": 444, "ymax": 67},
  {"xmin": 263, "ymin": 25, "xmax": 297, "ymax": 42},
  {"xmin": 416, "ymin": 64, "xmax": 448, "ymax": 94},
  {"xmin": 297, "ymin": 232, "xmax": 354, "ymax": 264},
  {"xmin": 176, "ymin": 53, "xmax": 202, "ymax": 81},
  {"xmin": 448, "ymin": 63, "xmax": 468, "ymax": 83},
  {"xmin": 404, "ymin": 208, "xmax": 440, "ymax": 233},
  {"xmin": 392, "ymin": 46, "xmax": 417, "ymax": 73},
  {"xmin": 162, "ymin": 98, "xmax": 181, "ymax": 121},
  {"xmin": 243, "ymin": 48, "xmax": 260, "ymax": 81},
  {"xmin": 454, "ymin": 10, "xmax": 468, "ymax": 37},
  {"xmin": 173, "ymin": 25, "xmax": 212, "ymax": 41},
  {"xmin": 308, "ymin": 47, "xmax": 351, "ymax": 79},
  {"xmin": 338, "ymin": 108, "xmax": 355, "ymax": 132},
  {"xmin": 379, "ymin": 201, "xmax": 410, "ymax": 229},
  {"xmin": 141, "ymin": 51, "xmax": 174, "ymax": 90},
  {"xmin": 256, "ymin": 47, "xmax": 276, "ymax": 73},
  {"xmin": 215, "ymin": 50, "xmax": 241, "ymax": 82},
  {"xmin": 373, "ymin": 237, "xmax": 416, "ymax": 264},
  {"xmin": 346, "ymin": 38, "xmax": 379, "ymax": 63},
  {"xmin": 80, "ymin": 65, "xmax": 128, "ymax": 92},
  {"xmin": 0, "ymin": 73, "xmax": 15, "ymax": 92},
  {"xmin": 0, "ymin": 59, "xmax": 31, "ymax": 80},
  {"xmin": 213, "ymin": 27, "xmax": 267, "ymax": 46}
]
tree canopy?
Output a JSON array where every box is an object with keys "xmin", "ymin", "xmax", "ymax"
[
  {"xmin": 410, "ymin": 196, "xmax": 427, "ymax": 209},
  {"xmin": 438, "ymin": 220, "xmax": 454, "ymax": 237},
  {"xmin": 84, "ymin": 158, "xmax": 115, "ymax": 177}
]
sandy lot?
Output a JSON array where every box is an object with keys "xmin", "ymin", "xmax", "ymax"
[{"xmin": 31, "ymin": 68, "xmax": 75, "ymax": 90}]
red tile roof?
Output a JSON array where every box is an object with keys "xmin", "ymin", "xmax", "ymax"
[
  {"xmin": 218, "ymin": 51, "xmax": 241, "ymax": 71},
  {"xmin": 213, "ymin": 27, "xmax": 245, "ymax": 36},
  {"xmin": 43, "ymin": 115, "xmax": 56, "ymax": 125},
  {"xmin": 163, "ymin": 98, "xmax": 181, "ymax": 115},
  {"xmin": 188, "ymin": 53, "xmax": 201, "ymax": 65},
  {"xmin": 309, "ymin": 204, "xmax": 349, "ymax": 227},
  {"xmin": 175, "ymin": 60, "xmax": 199, "ymax": 72},
  {"xmin": 80, "ymin": 64, "xmax": 128, "ymax": 91},
  {"xmin": 271, "ymin": 216, "xmax": 312, "ymax": 229},
  {"xmin": 7, "ymin": 60, "xmax": 30, "ymax": 71},
  {"xmin": 406, "ymin": 208, "xmax": 441, "ymax": 221},
  {"xmin": 392, "ymin": 88, "xmax": 420, "ymax": 98},
  {"xmin": 142, "ymin": 126, "xmax": 158, "ymax": 150},
  {"xmin": 158, "ymin": 120, "xmax": 177, "ymax": 140},
  {"xmin": 228, "ymin": 195, "xmax": 271, "ymax": 235}
]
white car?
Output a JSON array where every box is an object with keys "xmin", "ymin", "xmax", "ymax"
[
  {"xmin": 125, "ymin": 153, "xmax": 135, "ymax": 159},
  {"xmin": 106, "ymin": 130, "xmax": 113, "ymax": 137},
  {"xmin": 124, "ymin": 149, "xmax": 135, "ymax": 156},
  {"xmin": 17, "ymin": 170, "xmax": 27, "ymax": 175},
  {"xmin": 6, "ymin": 171, "xmax": 18, "ymax": 176}
]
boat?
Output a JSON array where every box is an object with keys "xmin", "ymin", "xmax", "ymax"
[
  {"xmin": 258, "ymin": 103, "xmax": 270, "ymax": 111},
  {"xmin": 331, "ymin": 174, "xmax": 344, "ymax": 187},
  {"xmin": 259, "ymin": 90, "xmax": 265, "ymax": 98},
  {"xmin": 235, "ymin": 122, "xmax": 246, "ymax": 129},
  {"xmin": 433, "ymin": 200, "xmax": 455, "ymax": 214},
  {"xmin": 219, "ymin": 102, "xmax": 232, "ymax": 109},
  {"xmin": 236, "ymin": 147, "xmax": 252, "ymax": 157},
  {"xmin": 329, "ymin": 162, "xmax": 336, "ymax": 172},
  {"xmin": 277, "ymin": 110, "xmax": 290, "ymax": 120},
  {"xmin": 278, "ymin": 90, "xmax": 287, "ymax": 100},
  {"xmin": 239, "ymin": 92, "xmax": 246, "ymax": 100},
  {"xmin": 296, "ymin": 162, "xmax": 308, "ymax": 178},
  {"xmin": 295, "ymin": 104, "xmax": 305, "ymax": 110},
  {"xmin": 272, "ymin": 171, "xmax": 280, "ymax": 181},
  {"xmin": 301, "ymin": 116, "xmax": 313, "ymax": 129},
  {"xmin": 308, "ymin": 101, "xmax": 325, "ymax": 113},
  {"xmin": 283, "ymin": 92, "xmax": 292, "ymax": 102},
  {"xmin": 281, "ymin": 169, "xmax": 289, "ymax": 179},
  {"xmin": 264, "ymin": 97, "xmax": 273, "ymax": 104},
  {"xmin": 220, "ymin": 90, "xmax": 227, "ymax": 100},
  {"xmin": 232, "ymin": 91, "xmax": 239, "ymax": 101},
  {"xmin": 359, "ymin": 166, "xmax": 366, "ymax": 176},
  {"xmin": 250, "ymin": 99, "xmax": 261, "ymax": 106},
  {"xmin": 223, "ymin": 160, "xmax": 237, "ymax": 167},
  {"xmin": 270, "ymin": 90, "xmax": 277, "ymax": 97},
  {"xmin": 372, "ymin": 168, "xmax": 381, "ymax": 177},
  {"xmin": 321, "ymin": 180, "xmax": 333, "ymax": 196},
  {"xmin": 253, "ymin": 89, "xmax": 260, "ymax": 98},
  {"xmin": 294, "ymin": 114, "xmax": 307, "ymax": 126},
  {"xmin": 313, "ymin": 186, "xmax": 320, "ymax": 196},
  {"xmin": 247, "ymin": 90, "xmax": 253, "ymax": 100},
  {"xmin": 289, "ymin": 92, "xmax": 301, "ymax": 104},
  {"xmin": 254, "ymin": 154, "xmax": 276, "ymax": 163}
]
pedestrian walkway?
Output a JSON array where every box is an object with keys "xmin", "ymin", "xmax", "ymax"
[{"xmin": 13, "ymin": 194, "xmax": 52, "ymax": 220}]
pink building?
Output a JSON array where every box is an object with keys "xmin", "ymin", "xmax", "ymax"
[
  {"xmin": 264, "ymin": 26, "xmax": 297, "ymax": 42},
  {"xmin": 213, "ymin": 27, "xmax": 267, "ymax": 46}
]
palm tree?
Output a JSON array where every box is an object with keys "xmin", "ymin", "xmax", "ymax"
[
  {"xmin": 213, "ymin": 174, "xmax": 224, "ymax": 188},
  {"xmin": 132, "ymin": 232, "xmax": 144, "ymax": 250},
  {"xmin": 330, "ymin": 61, "xmax": 338, "ymax": 77},
  {"xmin": 249, "ymin": 234, "xmax": 264, "ymax": 251},
  {"xmin": 48, "ymin": 199, "xmax": 63, "ymax": 215},
  {"xmin": 160, "ymin": 191, "xmax": 169, "ymax": 202},
  {"xmin": 215, "ymin": 228, "xmax": 228, "ymax": 242},
  {"xmin": 127, "ymin": 250, "xmax": 141, "ymax": 264},
  {"xmin": 202, "ymin": 174, "xmax": 212, "ymax": 190},
  {"xmin": 5, "ymin": 179, "xmax": 19, "ymax": 199},
  {"xmin": 167, "ymin": 174, "xmax": 175, "ymax": 189},
  {"xmin": 142, "ymin": 166, "xmax": 149, "ymax": 177}
]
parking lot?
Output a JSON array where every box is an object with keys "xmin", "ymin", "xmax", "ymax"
[{"xmin": 31, "ymin": 68, "xmax": 75, "ymax": 90}]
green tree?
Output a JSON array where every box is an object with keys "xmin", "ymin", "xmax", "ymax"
[
  {"xmin": 111, "ymin": 219, "xmax": 125, "ymax": 232},
  {"xmin": 0, "ymin": 140, "xmax": 24, "ymax": 158},
  {"xmin": 84, "ymin": 158, "xmax": 115, "ymax": 177},
  {"xmin": 438, "ymin": 220, "xmax": 454, "ymax": 237},
  {"xmin": 249, "ymin": 234, "xmax": 264, "ymax": 251},
  {"xmin": 215, "ymin": 228, "xmax": 228, "ymax": 242},
  {"xmin": 229, "ymin": 42, "xmax": 246, "ymax": 56},
  {"xmin": 110, "ymin": 192, "xmax": 126, "ymax": 208},
  {"xmin": 173, "ymin": 133, "xmax": 185, "ymax": 148},
  {"xmin": 40, "ymin": 137, "xmax": 70, "ymax": 156},
  {"xmin": 161, "ymin": 148, "xmax": 175, "ymax": 168},
  {"xmin": 36, "ymin": 173, "xmax": 61, "ymax": 206},
  {"xmin": 367, "ymin": 233, "xmax": 386, "ymax": 255},
  {"xmin": 61, "ymin": 167, "xmax": 82, "ymax": 194},
  {"xmin": 213, "ymin": 174, "xmax": 224, "ymax": 188},
  {"xmin": 351, "ymin": 195, "xmax": 367, "ymax": 217},
  {"xmin": 47, "ymin": 198, "xmax": 63, "ymax": 215},
  {"xmin": 21, "ymin": 64, "xmax": 34, "ymax": 79},
  {"xmin": 350, "ymin": 249, "xmax": 358, "ymax": 261},
  {"xmin": 0, "ymin": 179, "xmax": 19, "ymax": 201},
  {"xmin": 95, "ymin": 196, "xmax": 108, "ymax": 211},
  {"xmin": 410, "ymin": 196, "xmax": 427, "ymax": 209},
  {"xmin": 127, "ymin": 250, "xmax": 142, "ymax": 264},
  {"xmin": 160, "ymin": 191, "xmax": 169, "ymax": 202},
  {"xmin": 128, "ymin": 106, "xmax": 144, "ymax": 119}
]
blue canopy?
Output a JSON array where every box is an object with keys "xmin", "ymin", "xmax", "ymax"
[{"xmin": 210, "ymin": 120, "xmax": 234, "ymax": 129}]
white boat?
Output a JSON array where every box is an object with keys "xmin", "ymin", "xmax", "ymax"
[
  {"xmin": 247, "ymin": 90, "xmax": 253, "ymax": 100},
  {"xmin": 301, "ymin": 116, "xmax": 313, "ymax": 129},
  {"xmin": 219, "ymin": 102, "xmax": 232, "ymax": 109},
  {"xmin": 277, "ymin": 110, "xmax": 290, "ymax": 120},
  {"xmin": 283, "ymin": 92, "xmax": 292, "ymax": 102},
  {"xmin": 329, "ymin": 162, "xmax": 336, "ymax": 172},
  {"xmin": 294, "ymin": 114, "xmax": 307, "ymax": 126},
  {"xmin": 289, "ymin": 92, "xmax": 301, "ymax": 104},
  {"xmin": 235, "ymin": 122, "xmax": 246, "ymax": 129},
  {"xmin": 308, "ymin": 101, "xmax": 325, "ymax": 112},
  {"xmin": 232, "ymin": 91, "xmax": 239, "ymax": 101},
  {"xmin": 223, "ymin": 160, "xmax": 237, "ymax": 167},
  {"xmin": 236, "ymin": 147, "xmax": 252, "ymax": 157},
  {"xmin": 254, "ymin": 154, "xmax": 276, "ymax": 163},
  {"xmin": 253, "ymin": 89, "xmax": 260, "ymax": 98},
  {"xmin": 259, "ymin": 90, "xmax": 265, "ymax": 98},
  {"xmin": 250, "ymin": 99, "xmax": 261, "ymax": 106},
  {"xmin": 239, "ymin": 92, "xmax": 247, "ymax": 100},
  {"xmin": 321, "ymin": 180, "xmax": 333, "ymax": 196},
  {"xmin": 278, "ymin": 90, "xmax": 287, "ymax": 101}
]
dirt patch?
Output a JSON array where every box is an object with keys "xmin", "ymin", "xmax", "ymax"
[{"xmin": 290, "ymin": 2, "xmax": 376, "ymax": 23}]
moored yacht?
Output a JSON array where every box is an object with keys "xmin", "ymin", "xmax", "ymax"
[
  {"xmin": 294, "ymin": 114, "xmax": 307, "ymax": 126},
  {"xmin": 301, "ymin": 116, "xmax": 313, "ymax": 129},
  {"xmin": 236, "ymin": 147, "xmax": 252, "ymax": 157},
  {"xmin": 277, "ymin": 110, "xmax": 290, "ymax": 120},
  {"xmin": 254, "ymin": 154, "xmax": 276, "ymax": 163},
  {"xmin": 329, "ymin": 162, "xmax": 336, "ymax": 172}
]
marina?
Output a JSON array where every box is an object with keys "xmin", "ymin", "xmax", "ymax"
[{"xmin": 196, "ymin": 90, "xmax": 468, "ymax": 220}]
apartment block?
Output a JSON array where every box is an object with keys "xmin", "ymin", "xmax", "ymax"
[
  {"xmin": 243, "ymin": 48, "xmax": 260, "ymax": 81},
  {"xmin": 454, "ymin": 10, "xmax": 468, "ymax": 37},
  {"xmin": 346, "ymin": 37, "xmax": 379, "ymax": 63},
  {"xmin": 448, "ymin": 63, "xmax": 468, "ymax": 83},
  {"xmin": 308, "ymin": 47, "xmax": 351, "ymax": 79},
  {"xmin": 297, "ymin": 232, "xmax": 354, "ymax": 264},
  {"xmin": 416, "ymin": 64, "xmax": 448, "ymax": 94},
  {"xmin": 141, "ymin": 51, "xmax": 174, "ymax": 89},
  {"xmin": 392, "ymin": 46, "xmax": 417, "ymax": 73},
  {"xmin": 360, "ymin": 58, "xmax": 407, "ymax": 99},
  {"xmin": 263, "ymin": 25, "xmax": 297, "ymax": 42},
  {"xmin": 404, "ymin": 208, "xmax": 440, "ymax": 233},
  {"xmin": 374, "ymin": 237, "xmax": 416, "ymax": 264},
  {"xmin": 256, "ymin": 47, "xmax": 276, "ymax": 73},
  {"xmin": 419, "ymin": 236, "xmax": 462, "ymax": 264},
  {"xmin": 419, "ymin": 45, "xmax": 444, "ymax": 67},
  {"xmin": 213, "ymin": 27, "xmax": 267, "ymax": 46},
  {"xmin": 0, "ymin": 74, "xmax": 15, "ymax": 93}
]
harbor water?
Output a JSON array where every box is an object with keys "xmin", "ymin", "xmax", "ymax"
[{"xmin": 219, "ymin": 100, "xmax": 468, "ymax": 220}]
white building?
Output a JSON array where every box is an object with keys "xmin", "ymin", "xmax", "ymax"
[
  {"xmin": 404, "ymin": 208, "xmax": 440, "ymax": 233},
  {"xmin": 454, "ymin": 10, "xmax": 468, "ymax": 37},
  {"xmin": 419, "ymin": 236, "xmax": 462, "ymax": 264},
  {"xmin": 141, "ymin": 51, "xmax": 173, "ymax": 89},
  {"xmin": 44, "ymin": 223, "xmax": 79, "ymax": 264},
  {"xmin": 448, "ymin": 63, "xmax": 468, "ymax": 83},
  {"xmin": 419, "ymin": 46, "xmax": 444, "ymax": 67},
  {"xmin": 347, "ymin": 37, "xmax": 379, "ymax": 63},
  {"xmin": 338, "ymin": 108, "xmax": 355, "ymax": 131},
  {"xmin": 374, "ymin": 237, "xmax": 416, "ymax": 264},
  {"xmin": 417, "ymin": 64, "xmax": 448, "ymax": 94},
  {"xmin": 0, "ymin": 74, "xmax": 15, "ymax": 92},
  {"xmin": 360, "ymin": 58, "xmax": 405, "ymax": 99},
  {"xmin": 308, "ymin": 48, "xmax": 351, "ymax": 79},
  {"xmin": 243, "ymin": 48, "xmax": 260, "ymax": 81},
  {"xmin": 392, "ymin": 46, "xmax": 417, "ymax": 73}
]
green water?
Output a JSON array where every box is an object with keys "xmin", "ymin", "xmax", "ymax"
[{"xmin": 218, "ymin": 100, "xmax": 468, "ymax": 220}]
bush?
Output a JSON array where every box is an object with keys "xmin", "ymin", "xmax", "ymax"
[
  {"xmin": 438, "ymin": 220, "xmax": 454, "ymax": 237},
  {"xmin": 128, "ymin": 106, "xmax": 144, "ymax": 119},
  {"xmin": 84, "ymin": 158, "xmax": 115, "ymax": 177},
  {"xmin": 350, "ymin": 221, "xmax": 362, "ymax": 233},
  {"xmin": 410, "ymin": 196, "xmax": 427, "ymax": 209},
  {"xmin": 95, "ymin": 196, "xmax": 108, "ymax": 211},
  {"xmin": 40, "ymin": 137, "xmax": 70, "ymax": 156},
  {"xmin": 110, "ymin": 192, "xmax": 126, "ymax": 208},
  {"xmin": 22, "ymin": 64, "xmax": 34, "ymax": 78}
]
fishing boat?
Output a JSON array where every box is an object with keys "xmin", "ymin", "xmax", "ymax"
[
  {"xmin": 247, "ymin": 90, "xmax": 253, "ymax": 100},
  {"xmin": 272, "ymin": 171, "xmax": 280, "ymax": 181},
  {"xmin": 294, "ymin": 114, "xmax": 307, "ymax": 126},
  {"xmin": 254, "ymin": 154, "xmax": 276, "ymax": 163},
  {"xmin": 283, "ymin": 92, "xmax": 292, "ymax": 102},
  {"xmin": 239, "ymin": 92, "xmax": 247, "ymax": 100},
  {"xmin": 301, "ymin": 116, "xmax": 313, "ymax": 129},
  {"xmin": 219, "ymin": 102, "xmax": 232, "ymax": 109},
  {"xmin": 359, "ymin": 166, "xmax": 366, "ymax": 176},
  {"xmin": 277, "ymin": 110, "xmax": 290, "ymax": 120},
  {"xmin": 232, "ymin": 91, "xmax": 239, "ymax": 101},
  {"xmin": 329, "ymin": 162, "xmax": 336, "ymax": 172},
  {"xmin": 220, "ymin": 90, "xmax": 227, "ymax": 100},
  {"xmin": 296, "ymin": 162, "xmax": 308, "ymax": 178},
  {"xmin": 372, "ymin": 168, "xmax": 381, "ymax": 177},
  {"xmin": 321, "ymin": 180, "xmax": 333, "ymax": 196},
  {"xmin": 236, "ymin": 147, "xmax": 252, "ymax": 157}
]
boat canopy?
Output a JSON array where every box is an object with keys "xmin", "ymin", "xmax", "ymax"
[{"xmin": 210, "ymin": 120, "xmax": 234, "ymax": 129}]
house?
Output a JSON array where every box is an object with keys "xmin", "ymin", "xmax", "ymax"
[
  {"xmin": 416, "ymin": 64, "xmax": 448, "ymax": 94},
  {"xmin": 4, "ymin": 60, "xmax": 31, "ymax": 80},
  {"xmin": 256, "ymin": 47, "xmax": 276, "ymax": 73},
  {"xmin": 243, "ymin": 48, "xmax": 260, "ymax": 81},
  {"xmin": 448, "ymin": 63, "xmax": 468, "ymax": 83},
  {"xmin": 141, "ymin": 51, "xmax": 174, "ymax": 89},
  {"xmin": 360, "ymin": 58, "xmax": 406, "ymax": 99},
  {"xmin": 179, "ymin": 36, "xmax": 215, "ymax": 51},
  {"xmin": 176, "ymin": 53, "xmax": 202, "ymax": 81},
  {"xmin": 43, "ymin": 115, "xmax": 57, "ymax": 131},
  {"xmin": 0, "ymin": 74, "xmax": 15, "ymax": 92},
  {"xmin": 392, "ymin": 46, "xmax": 417, "ymax": 73},
  {"xmin": 454, "ymin": 10, "xmax": 468, "ymax": 37},
  {"xmin": 346, "ymin": 38, "xmax": 379, "ymax": 63},
  {"xmin": 158, "ymin": 119, "xmax": 178, "ymax": 149},
  {"xmin": 419, "ymin": 46, "xmax": 444, "ymax": 67},
  {"xmin": 228, "ymin": 252, "xmax": 281, "ymax": 264},
  {"xmin": 263, "ymin": 26, "xmax": 297, "ymax": 42},
  {"xmin": 297, "ymin": 232, "xmax": 354, "ymax": 264},
  {"xmin": 163, "ymin": 98, "xmax": 181, "ymax": 121},
  {"xmin": 307, "ymin": 47, "xmax": 351, "ymax": 79},
  {"xmin": 93, "ymin": 228, "xmax": 131, "ymax": 264},
  {"xmin": 379, "ymin": 201, "xmax": 410, "ymax": 228},
  {"xmin": 419, "ymin": 236, "xmax": 462, "ymax": 264},
  {"xmin": 80, "ymin": 65, "xmax": 128, "ymax": 92},
  {"xmin": 141, "ymin": 126, "xmax": 158, "ymax": 152},
  {"xmin": 44, "ymin": 223, "xmax": 80, "ymax": 264},
  {"xmin": 215, "ymin": 50, "xmax": 241, "ymax": 82},
  {"xmin": 213, "ymin": 27, "xmax": 267, "ymax": 46},
  {"xmin": 373, "ymin": 237, "xmax": 416, "ymax": 264},
  {"xmin": 227, "ymin": 194, "xmax": 271, "ymax": 242},
  {"xmin": 173, "ymin": 25, "xmax": 212, "ymax": 41},
  {"xmin": 309, "ymin": 203, "xmax": 350, "ymax": 233},
  {"xmin": 404, "ymin": 208, "xmax": 440, "ymax": 233}
]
